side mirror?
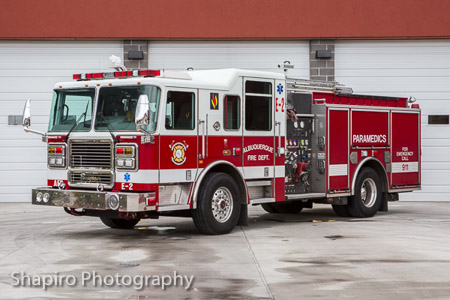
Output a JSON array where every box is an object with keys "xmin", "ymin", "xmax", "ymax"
[
  {"xmin": 23, "ymin": 99, "xmax": 31, "ymax": 127},
  {"xmin": 22, "ymin": 99, "xmax": 47, "ymax": 142},
  {"xmin": 135, "ymin": 94, "xmax": 150, "ymax": 128}
]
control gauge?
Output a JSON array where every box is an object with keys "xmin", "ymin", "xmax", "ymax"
[
  {"xmin": 300, "ymin": 121, "xmax": 305, "ymax": 128},
  {"xmin": 293, "ymin": 121, "xmax": 299, "ymax": 129}
]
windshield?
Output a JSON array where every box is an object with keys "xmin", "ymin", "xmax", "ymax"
[
  {"xmin": 48, "ymin": 89, "xmax": 95, "ymax": 132},
  {"xmin": 95, "ymin": 85, "xmax": 161, "ymax": 132}
]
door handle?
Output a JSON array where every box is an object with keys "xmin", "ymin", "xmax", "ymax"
[
  {"xmin": 199, "ymin": 119, "xmax": 205, "ymax": 159},
  {"xmin": 275, "ymin": 121, "xmax": 284, "ymax": 157}
]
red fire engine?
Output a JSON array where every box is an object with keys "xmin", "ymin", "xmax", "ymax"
[{"xmin": 22, "ymin": 68, "xmax": 421, "ymax": 234}]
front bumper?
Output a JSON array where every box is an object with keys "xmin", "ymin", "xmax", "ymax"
[{"xmin": 32, "ymin": 188, "xmax": 154, "ymax": 212}]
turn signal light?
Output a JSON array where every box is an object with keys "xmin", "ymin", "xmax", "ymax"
[
  {"xmin": 146, "ymin": 192, "xmax": 157, "ymax": 206},
  {"xmin": 116, "ymin": 147, "xmax": 133, "ymax": 155},
  {"xmin": 48, "ymin": 147, "xmax": 63, "ymax": 154}
]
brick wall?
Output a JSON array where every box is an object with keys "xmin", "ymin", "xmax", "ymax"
[
  {"xmin": 123, "ymin": 40, "xmax": 148, "ymax": 70},
  {"xmin": 310, "ymin": 40, "xmax": 335, "ymax": 82}
]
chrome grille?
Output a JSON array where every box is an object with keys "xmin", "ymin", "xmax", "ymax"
[
  {"xmin": 70, "ymin": 171, "xmax": 113, "ymax": 185},
  {"xmin": 70, "ymin": 140, "xmax": 112, "ymax": 169}
]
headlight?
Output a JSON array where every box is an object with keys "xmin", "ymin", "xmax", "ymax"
[
  {"xmin": 48, "ymin": 144, "xmax": 66, "ymax": 168},
  {"xmin": 107, "ymin": 194, "xmax": 120, "ymax": 210},
  {"xmin": 36, "ymin": 192, "xmax": 43, "ymax": 202},
  {"xmin": 43, "ymin": 193, "xmax": 50, "ymax": 203},
  {"xmin": 115, "ymin": 144, "xmax": 137, "ymax": 170}
]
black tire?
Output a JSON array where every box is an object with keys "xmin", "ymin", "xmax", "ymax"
[
  {"xmin": 332, "ymin": 204, "xmax": 351, "ymax": 217},
  {"xmin": 261, "ymin": 202, "xmax": 303, "ymax": 214},
  {"xmin": 100, "ymin": 216, "xmax": 140, "ymax": 229},
  {"xmin": 274, "ymin": 202, "xmax": 304, "ymax": 214},
  {"xmin": 261, "ymin": 203, "xmax": 278, "ymax": 213},
  {"xmin": 347, "ymin": 168, "xmax": 382, "ymax": 218},
  {"xmin": 192, "ymin": 172, "xmax": 241, "ymax": 235}
]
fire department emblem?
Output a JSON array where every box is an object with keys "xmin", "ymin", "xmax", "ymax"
[{"xmin": 169, "ymin": 140, "xmax": 189, "ymax": 165}]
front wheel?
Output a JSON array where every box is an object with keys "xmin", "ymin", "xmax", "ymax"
[
  {"xmin": 192, "ymin": 172, "xmax": 241, "ymax": 235},
  {"xmin": 347, "ymin": 168, "xmax": 382, "ymax": 218},
  {"xmin": 100, "ymin": 216, "xmax": 140, "ymax": 229}
]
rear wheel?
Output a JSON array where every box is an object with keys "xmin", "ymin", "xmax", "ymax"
[
  {"xmin": 192, "ymin": 172, "xmax": 241, "ymax": 235},
  {"xmin": 261, "ymin": 203, "xmax": 278, "ymax": 213},
  {"xmin": 347, "ymin": 168, "xmax": 382, "ymax": 218},
  {"xmin": 261, "ymin": 202, "xmax": 303, "ymax": 214},
  {"xmin": 100, "ymin": 216, "xmax": 140, "ymax": 229},
  {"xmin": 332, "ymin": 204, "xmax": 351, "ymax": 217}
]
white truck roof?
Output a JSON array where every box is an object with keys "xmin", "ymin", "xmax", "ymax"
[{"xmin": 55, "ymin": 68, "xmax": 287, "ymax": 91}]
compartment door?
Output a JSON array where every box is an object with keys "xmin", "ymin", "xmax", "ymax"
[
  {"xmin": 328, "ymin": 108, "xmax": 349, "ymax": 192},
  {"xmin": 391, "ymin": 112, "xmax": 421, "ymax": 187}
]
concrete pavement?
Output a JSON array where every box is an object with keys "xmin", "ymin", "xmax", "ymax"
[{"xmin": 0, "ymin": 202, "xmax": 450, "ymax": 299}]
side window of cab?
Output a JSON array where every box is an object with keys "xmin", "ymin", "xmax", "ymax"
[{"xmin": 165, "ymin": 91, "xmax": 195, "ymax": 130}]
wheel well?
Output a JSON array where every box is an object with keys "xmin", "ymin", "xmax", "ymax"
[
  {"xmin": 192, "ymin": 162, "xmax": 247, "ymax": 208},
  {"xmin": 207, "ymin": 164, "xmax": 247, "ymax": 204},
  {"xmin": 352, "ymin": 159, "xmax": 388, "ymax": 195}
]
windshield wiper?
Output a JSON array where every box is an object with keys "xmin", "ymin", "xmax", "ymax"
[
  {"xmin": 64, "ymin": 101, "xmax": 90, "ymax": 143},
  {"xmin": 64, "ymin": 112, "xmax": 86, "ymax": 143},
  {"xmin": 99, "ymin": 100, "xmax": 118, "ymax": 143}
]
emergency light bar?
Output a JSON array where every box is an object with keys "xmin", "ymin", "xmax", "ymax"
[{"xmin": 73, "ymin": 69, "xmax": 161, "ymax": 81}]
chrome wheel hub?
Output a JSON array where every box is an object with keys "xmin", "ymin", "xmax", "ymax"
[
  {"xmin": 211, "ymin": 187, "xmax": 233, "ymax": 223},
  {"xmin": 361, "ymin": 178, "xmax": 377, "ymax": 208}
]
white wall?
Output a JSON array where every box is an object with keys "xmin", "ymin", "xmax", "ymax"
[
  {"xmin": 336, "ymin": 40, "xmax": 450, "ymax": 201},
  {"xmin": 148, "ymin": 41, "xmax": 310, "ymax": 78},
  {"xmin": 0, "ymin": 41, "xmax": 123, "ymax": 202}
]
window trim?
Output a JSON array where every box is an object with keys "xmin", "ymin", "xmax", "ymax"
[
  {"xmin": 244, "ymin": 80, "xmax": 273, "ymax": 132},
  {"xmin": 165, "ymin": 90, "xmax": 196, "ymax": 131},
  {"xmin": 48, "ymin": 87, "xmax": 96, "ymax": 133},
  {"xmin": 223, "ymin": 94, "xmax": 241, "ymax": 131},
  {"xmin": 93, "ymin": 84, "xmax": 161, "ymax": 133}
]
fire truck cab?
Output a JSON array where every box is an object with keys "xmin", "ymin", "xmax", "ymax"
[{"xmin": 23, "ymin": 68, "xmax": 421, "ymax": 234}]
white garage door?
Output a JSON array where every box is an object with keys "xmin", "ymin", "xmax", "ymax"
[
  {"xmin": 148, "ymin": 41, "xmax": 309, "ymax": 78},
  {"xmin": 336, "ymin": 40, "xmax": 450, "ymax": 201},
  {"xmin": 0, "ymin": 41, "xmax": 123, "ymax": 202}
]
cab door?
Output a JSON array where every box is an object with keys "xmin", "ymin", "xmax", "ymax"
[
  {"xmin": 159, "ymin": 87, "xmax": 198, "ymax": 185},
  {"xmin": 242, "ymin": 78, "xmax": 276, "ymax": 183}
]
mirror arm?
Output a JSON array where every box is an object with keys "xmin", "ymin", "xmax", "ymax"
[
  {"xmin": 136, "ymin": 125, "xmax": 155, "ymax": 144},
  {"xmin": 24, "ymin": 126, "xmax": 48, "ymax": 142}
]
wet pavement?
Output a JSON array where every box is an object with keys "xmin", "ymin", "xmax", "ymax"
[{"xmin": 1, "ymin": 201, "xmax": 450, "ymax": 299}]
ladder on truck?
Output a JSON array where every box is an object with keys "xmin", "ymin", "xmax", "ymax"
[{"xmin": 286, "ymin": 77, "xmax": 353, "ymax": 95}]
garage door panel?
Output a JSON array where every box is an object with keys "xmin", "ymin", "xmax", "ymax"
[
  {"xmin": 338, "ymin": 69, "xmax": 450, "ymax": 77},
  {"xmin": 421, "ymin": 147, "xmax": 450, "ymax": 162},
  {"xmin": 336, "ymin": 40, "xmax": 450, "ymax": 201},
  {"xmin": 421, "ymin": 162, "xmax": 450, "ymax": 170},
  {"xmin": 0, "ymin": 41, "xmax": 122, "ymax": 202},
  {"xmin": 335, "ymin": 77, "xmax": 450, "ymax": 93},
  {"xmin": 0, "ymin": 194, "xmax": 32, "ymax": 203},
  {"xmin": 421, "ymin": 126, "xmax": 450, "ymax": 139},
  {"xmin": 0, "ymin": 147, "xmax": 46, "ymax": 162},
  {"xmin": 0, "ymin": 162, "xmax": 47, "ymax": 171},
  {"xmin": 1, "ymin": 101, "xmax": 51, "ymax": 117},
  {"xmin": 422, "ymin": 138, "xmax": 450, "ymax": 147},
  {"xmin": 0, "ymin": 170, "xmax": 46, "ymax": 185},
  {"xmin": 149, "ymin": 41, "xmax": 309, "ymax": 78}
]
